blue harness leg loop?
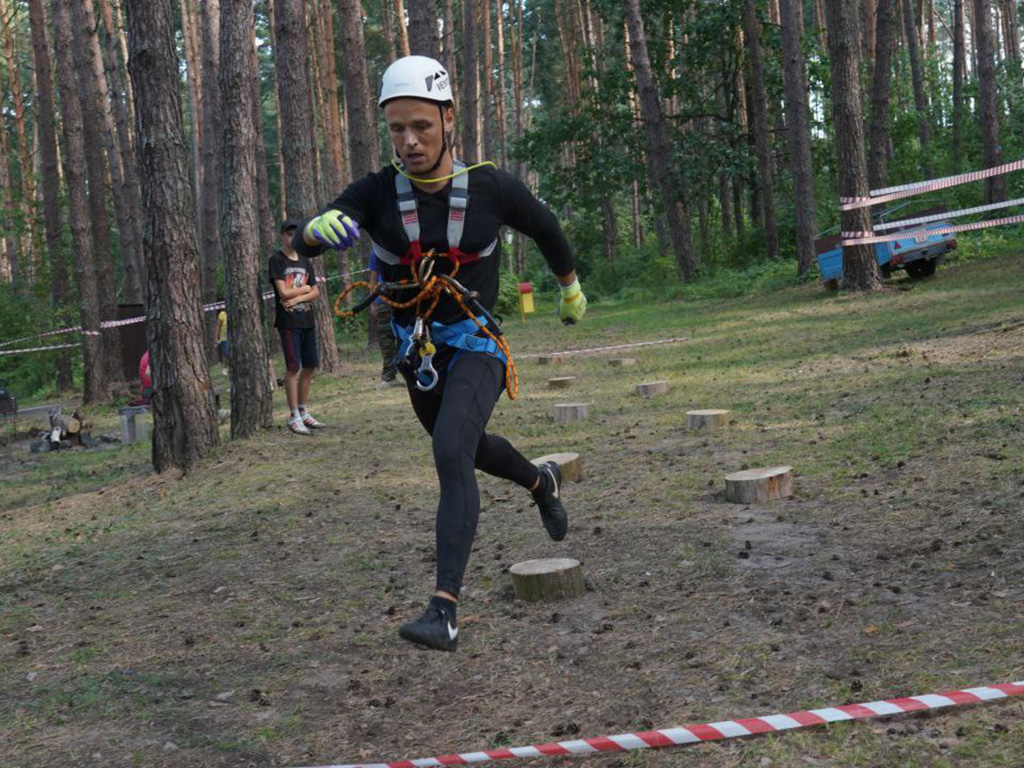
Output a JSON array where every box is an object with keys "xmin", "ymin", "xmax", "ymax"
[{"xmin": 392, "ymin": 318, "xmax": 508, "ymax": 378}]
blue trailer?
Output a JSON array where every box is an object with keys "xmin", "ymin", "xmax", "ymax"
[{"xmin": 816, "ymin": 209, "xmax": 958, "ymax": 287}]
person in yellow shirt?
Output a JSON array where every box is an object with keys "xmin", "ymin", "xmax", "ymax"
[{"xmin": 216, "ymin": 307, "xmax": 229, "ymax": 375}]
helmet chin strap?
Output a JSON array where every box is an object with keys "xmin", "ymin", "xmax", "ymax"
[{"xmin": 423, "ymin": 103, "xmax": 450, "ymax": 175}]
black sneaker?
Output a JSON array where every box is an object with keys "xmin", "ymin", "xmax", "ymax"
[
  {"xmin": 532, "ymin": 461, "xmax": 568, "ymax": 541},
  {"xmin": 398, "ymin": 597, "xmax": 458, "ymax": 652}
]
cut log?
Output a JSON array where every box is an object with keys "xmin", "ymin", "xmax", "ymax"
[
  {"xmin": 532, "ymin": 451, "xmax": 583, "ymax": 482},
  {"xmin": 686, "ymin": 409, "xmax": 731, "ymax": 431},
  {"xmin": 607, "ymin": 358, "xmax": 637, "ymax": 367},
  {"xmin": 510, "ymin": 558, "xmax": 586, "ymax": 602},
  {"xmin": 635, "ymin": 380, "xmax": 669, "ymax": 398},
  {"xmin": 548, "ymin": 376, "xmax": 576, "ymax": 389},
  {"xmin": 725, "ymin": 466, "xmax": 794, "ymax": 504},
  {"xmin": 537, "ymin": 355, "xmax": 564, "ymax": 365},
  {"xmin": 66, "ymin": 417, "xmax": 81, "ymax": 435},
  {"xmin": 553, "ymin": 402, "xmax": 590, "ymax": 424}
]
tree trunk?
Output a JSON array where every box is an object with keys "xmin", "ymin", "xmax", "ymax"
[
  {"xmin": 53, "ymin": 0, "xmax": 105, "ymax": 402},
  {"xmin": 868, "ymin": 0, "xmax": 896, "ymax": 189},
  {"xmin": 274, "ymin": 0, "xmax": 342, "ymax": 372},
  {"xmin": 824, "ymin": 0, "xmax": 882, "ymax": 292},
  {"xmin": 98, "ymin": 0, "xmax": 145, "ymax": 304},
  {"xmin": 393, "ymin": 0, "xmax": 411, "ymax": 57},
  {"xmin": 77, "ymin": 0, "xmax": 143, "ymax": 316},
  {"xmin": 199, "ymin": 0, "xmax": 223, "ymax": 359},
  {"xmin": 481, "ymin": 0, "xmax": 494, "ymax": 161},
  {"xmin": 973, "ymin": 0, "xmax": 1005, "ymax": 203},
  {"xmin": 28, "ymin": 0, "xmax": 72, "ymax": 389},
  {"xmin": 220, "ymin": 0, "xmax": 273, "ymax": 438},
  {"xmin": 952, "ymin": 0, "xmax": 965, "ymax": 169},
  {"xmin": 250, "ymin": 25, "xmax": 275, "ymax": 264},
  {"xmin": 999, "ymin": 0, "xmax": 1019, "ymax": 60},
  {"xmin": 494, "ymin": 0, "xmax": 507, "ymax": 167},
  {"xmin": 862, "ymin": 0, "xmax": 877, "ymax": 73},
  {"xmin": 461, "ymin": 0, "xmax": 481, "ymax": 162},
  {"xmin": 408, "ymin": 0, "xmax": 440, "ymax": 58},
  {"xmin": 180, "ymin": 0, "xmax": 204, "ymax": 228},
  {"xmin": 0, "ymin": 0, "xmax": 34, "ymax": 276},
  {"xmin": 70, "ymin": 0, "xmax": 118, "ymax": 385},
  {"xmin": 744, "ymin": 0, "xmax": 779, "ymax": 260},
  {"xmin": 125, "ymin": 0, "xmax": 220, "ymax": 472},
  {"xmin": 442, "ymin": 0, "xmax": 458, "ymax": 89},
  {"xmin": 622, "ymin": 0, "xmax": 695, "ymax": 280},
  {"xmin": 901, "ymin": 0, "xmax": 931, "ymax": 152},
  {"xmin": 779, "ymin": 0, "xmax": 818, "ymax": 276}
]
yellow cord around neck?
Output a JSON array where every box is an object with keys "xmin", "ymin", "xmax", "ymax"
[{"xmin": 391, "ymin": 157, "xmax": 496, "ymax": 184}]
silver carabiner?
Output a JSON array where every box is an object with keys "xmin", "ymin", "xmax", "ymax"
[{"xmin": 413, "ymin": 322, "xmax": 439, "ymax": 391}]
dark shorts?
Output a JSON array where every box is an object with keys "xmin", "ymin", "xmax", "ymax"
[
  {"xmin": 218, "ymin": 340, "xmax": 229, "ymax": 357},
  {"xmin": 278, "ymin": 327, "xmax": 319, "ymax": 373}
]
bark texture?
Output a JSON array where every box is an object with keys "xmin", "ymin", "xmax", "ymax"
[
  {"xmin": 972, "ymin": 0, "xmax": 1005, "ymax": 203},
  {"xmin": 622, "ymin": 0, "xmax": 695, "ymax": 280},
  {"xmin": 744, "ymin": 0, "xmax": 778, "ymax": 260},
  {"xmin": 779, "ymin": 0, "xmax": 817, "ymax": 275},
  {"xmin": 901, "ymin": 0, "xmax": 930, "ymax": 152},
  {"xmin": 273, "ymin": 0, "xmax": 342, "ymax": 371},
  {"xmin": 408, "ymin": 0, "xmax": 441, "ymax": 58},
  {"xmin": 461, "ymin": 0, "xmax": 480, "ymax": 162},
  {"xmin": 28, "ymin": 0, "xmax": 73, "ymax": 389},
  {"xmin": 53, "ymin": 0, "xmax": 105, "ymax": 402},
  {"xmin": 868, "ymin": 0, "xmax": 896, "ymax": 189},
  {"xmin": 70, "ymin": 0, "xmax": 118, "ymax": 384},
  {"xmin": 824, "ymin": 0, "xmax": 882, "ymax": 292},
  {"xmin": 125, "ymin": 0, "xmax": 220, "ymax": 472},
  {"xmin": 199, "ymin": 0, "xmax": 223, "ymax": 356},
  {"xmin": 219, "ymin": 0, "xmax": 273, "ymax": 438}
]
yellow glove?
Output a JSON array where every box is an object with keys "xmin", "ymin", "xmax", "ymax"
[
  {"xmin": 305, "ymin": 210, "xmax": 360, "ymax": 250},
  {"xmin": 557, "ymin": 278, "xmax": 587, "ymax": 325}
]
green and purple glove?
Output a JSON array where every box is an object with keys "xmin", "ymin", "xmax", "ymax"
[{"xmin": 305, "ymin": 210, "xmax": 360, "ymax": 250}]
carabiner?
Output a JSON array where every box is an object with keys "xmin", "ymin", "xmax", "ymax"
[{"xmin": 415, "ymin": 339, "xmax": 438, "ymax": 391}]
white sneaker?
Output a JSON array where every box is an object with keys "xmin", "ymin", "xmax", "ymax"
[
  {"xmin": 301, "ymin": 413, "xmax": 326, "ymax": 429},
  {"xmin": 288, "ymin": 418, "xmax": 311, "ymax": 435}
]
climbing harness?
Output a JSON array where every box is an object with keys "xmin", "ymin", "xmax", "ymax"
[
  {"xmin": 334, "ymin": 160, "xmax": 518, "ymax": 398},
  {"xmin": 370, "ymin": 160, "xmax": 500, "ymax": 267},
  {"xmin": 335, "ymin": 250, "xmax": 518, "ymax": 400}
]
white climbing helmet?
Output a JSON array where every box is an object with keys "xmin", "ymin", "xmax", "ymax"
[{"xmin": 379, "ymin": 55, "xmax": 452, "ymax": 107}]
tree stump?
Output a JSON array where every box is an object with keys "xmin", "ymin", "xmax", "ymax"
[
  {"xmin": 510, "ymin": 558, "xmax": 586, "ymax": 602},
  {"xmin": 532, "ymin": 451, "xmax": 583, "ymax": 482},
  {"xmin": 725, "ymin": 466, "xmax": 794, "ymax": 504},
  {"xmin": 635, "ymin": 380, "xmax": 669, "ymax": 398},
  {"xmin": 607, "ymin": 358, "xmax": 637, "ymax": 367},
  {"xmin": 553, "ymin": 403, "xmax": 590, "ymax": 424},
  {"xmin": 548, "ymin": 376, "xmax": 576, "ymax": 389},
  {"xmin": 686, "ymin": 409, "xmax": 731, "ymax": 431},
  {"xmin": 537, "ymin": 355, "xmax": 564, "ymax": 365}
]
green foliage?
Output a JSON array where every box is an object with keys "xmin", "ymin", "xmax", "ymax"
[
  {"xmin": 0, "ymin": 285, "xmax": 70, "ymax": 402},
  {"xmin": 495, "ymin": 271, "xmax": 523, "ymax": 317}
]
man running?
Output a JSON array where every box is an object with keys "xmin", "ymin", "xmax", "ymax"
[{"xmin": 294, "ymin": 56, "xmax": 587, "ymax": 651}]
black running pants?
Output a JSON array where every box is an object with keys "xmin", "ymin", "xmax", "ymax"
[{"xmin": 406, "ymin": 352, "xmax": 540, "ymax": 596}]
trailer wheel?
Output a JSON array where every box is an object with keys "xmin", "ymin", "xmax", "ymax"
[{"xmin": 905, "ymin": 258, "xmax": 938, "ymax": 279}]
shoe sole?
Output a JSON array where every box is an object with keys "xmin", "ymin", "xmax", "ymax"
[{"xmin": 398, "ymin": 626, "xmax": 458, "ymax": 652}]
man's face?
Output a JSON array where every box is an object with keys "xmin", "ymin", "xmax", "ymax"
[
  {"xmin": 281, "ymin": 228, "xmax": 296, "ymax": 251},
  {"xmin": 383, "ymin": 98, "xmax": 453, "ymax": 174}
]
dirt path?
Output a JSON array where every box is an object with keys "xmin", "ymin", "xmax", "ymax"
[{"xmin": 2, "ymin": 256, "xmax": 1023, "ymax": 767}]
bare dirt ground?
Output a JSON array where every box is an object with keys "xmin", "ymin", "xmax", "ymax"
[{"xmin": 2, "ymin": 254, "xmax": 1023, "ymax": 768}]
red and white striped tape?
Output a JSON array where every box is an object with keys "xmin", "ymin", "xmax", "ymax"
[
  {"xmin": 872, "ymin": 197, "xmax": 1024, "ymax": 232},
  {"xmin": 840, "ymin": 213, "xmax": 1024, "ymax": 246},
  {"xmin": 0, "ymin": 268, "xmax": 374, "ymax": 353},
  {"xmin": 296, "ymin": 680, "xmax": 1024, "ymax": 768},
  {"xmin": 0, "ymin": 342, "xmax": 84, "ymax": 357},
  {"xmin": 518, "ymin": 336, "xmax": 689, "ymax": 359},
  {"xmin": 840, "ymin": 157, "xmax": 1024, "ymax": 210}
]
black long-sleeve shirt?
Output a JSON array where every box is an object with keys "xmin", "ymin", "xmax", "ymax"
[{"xmin": 294, "ymin": 164, "xmax": 574, "ymax": 325}]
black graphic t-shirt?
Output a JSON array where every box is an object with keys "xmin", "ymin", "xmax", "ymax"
[
  {"xmin": 268, "ymin": 250, "xmax": 317, "ymax": 329},
  {"xmin": 293, "ymin": 165, "xmax": 575, "ymax": 326}
]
